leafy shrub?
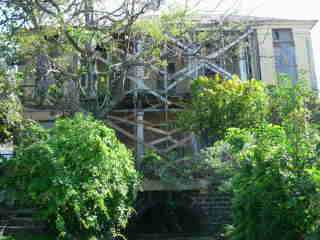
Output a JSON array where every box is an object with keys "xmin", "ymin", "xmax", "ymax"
[
  {"xmin": 140, "ymin": 149, "xmax": 215, "ymax": 186},
  {"xmin": 267, "ymin": 76, "xmax": 317, "ymax": 125},
  {"xmin": 183, "ymin": 75, "xmax": 320, "ymax": 239},
  {"xmin": 178, "ymin": 75, "xmax": 268, "ymax": 145},
  {"xmin": 0, "ymin": 70, "xmax": 23, "ymax": 144},
  {"xmin": 2, "ymin": 114, "xmax": 140, "ymax": 239},
  {"xmin": 210, "ymin": 123, "xmax": 320, "ymax": 240}
]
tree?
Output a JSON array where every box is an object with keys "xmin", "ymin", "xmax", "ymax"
[
  {"xmin": 0, "ymin": 0, "xmax": 250, "ymax": 118},
  {"xmin": 0, "ymin": 0, "xmax": 164, "ymax": 115},
  {"xmin": 2, "ymin": 114, "xmax": 140, "ymax": 239}
]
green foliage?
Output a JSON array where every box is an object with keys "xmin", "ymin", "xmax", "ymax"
[
  {"xmin": 178, "ymin": 75, "xmax": 268, "ymax": 143},
  {"xmin": 0, "ymin": 69, "xmax": 24, "ymax": 144},
  {"xmin": 134, "ymin": 8, "xmax": 194, "ymax": 42},
  {"xmin": 211, "ymin": 123, "xmax": 320, "ymax": 240},
  {"xmin": 194, "ymin": 77, "xmax": 320, "ymax": 239},
  {"xmin": 2, "ymin": 114, "xmax": 140, "ymax": 239},
  {"xmin": 132, "ymin": 9, "xmax": 195, "ymax": 69},
  {"xmin": 267, "ymin": 76, "xmax": 317, "ymax": 125},
  {"xmin": 140, "ymin": 149, "xmax": 163, "ymax": 179},
  {"xmin": 0, "ymin": 237, "xmax": 15, "ymax": 240},
  {"xmin": 0, "ymin": 233, "xmax": 55, "ymax": 240},
  {"xmin": 140, "ymin": 149, "xmax": 213, "ymax": 185}
]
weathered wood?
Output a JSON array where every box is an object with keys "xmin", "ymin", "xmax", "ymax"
[
  {"xmin": 168, "ymin": 129, "xmax": 181, "ymax": 135},
  {"xmin": 206, "ymin": 28, "xmax": 254, "ymax": 60},
  {"xmin": 163, "ymin": 28, "xmax": 253, "ymax": 93},
  {"xmin": 167, "ymin": 63, "xmax": 205, "ymax": 91},
  {"xmin": 136, "ymin": 111, "xmax": 144, "ymax": 167},
  {"xmin": 108, "ymin": 115, "xmax": 172, "ymax": 136},
  {"xmin": 204, "ymin": 61, "xmax": 232, "ymax": 79},
  {"xmin": 106, "ymin": 121, "xmax": 167, "ymax": 158},
  {"xmin": 149, "ymin": 136, "xmax": 179, "ymax": 146},
  {"xmin": 162, "ymin": 135, "xmax": 193, "ymax": 153},
  {"xmin": 165, "ymin": 34, "xmax": 201, "ymax": 54},
  {"xmin": 127, "ymin": 75, "xmax": 171, "ymax": 104},
  {"xmin": 111, "ymin": 108, "xmax": 183, "ymax": 113}
]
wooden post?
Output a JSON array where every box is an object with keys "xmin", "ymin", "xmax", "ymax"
[{"xmin": 136, "ymin": 110, "xmax": 144, "ymax": 168}]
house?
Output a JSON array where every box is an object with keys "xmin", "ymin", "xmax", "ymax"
[{"xmin": 19, "ymin": 15, "xmax": 318, "ymax": 238}]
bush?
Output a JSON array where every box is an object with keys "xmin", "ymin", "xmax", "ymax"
[
  {"xmin": 267, "ymin": 76, "xmax": 318, "ymax": 125},
  {"xmin": 184, "ymin": 76, "xmax": 320, "ymax": 239},
  {"xmin": 0, "ymin": 70, "xmax": 23, "ymax": 144},
  {"xmin": 140, "ymin": 149, "xmax": 214, "ymax": 185},
  {"xmin": 2, "ymin": 114, "xmax": 140, "ymax": 239},
  {"xmin": 178, "ymin": 75, "xmax": 268, "ymax": 145},
  {"xmin": 210, "ymin": 124, "xmax": 320, "ymax": 240}
]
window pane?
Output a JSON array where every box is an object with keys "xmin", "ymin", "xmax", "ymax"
[
  {"xmin": 272, "ymin": 29, "xmax": 293, "ymax": 42},
  {"xmin": 273, "ymin": 29, "xmax": 298, "ymax": 83}
]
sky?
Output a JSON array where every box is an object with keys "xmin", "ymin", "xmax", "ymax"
[{"xmin": 167, "ymin": 0, "xmax": 320, "ymax": 82}]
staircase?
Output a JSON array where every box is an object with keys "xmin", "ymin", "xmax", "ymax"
[{"xmin": 0, "ymin": 208, "xmax": 45, "ymax": 235}]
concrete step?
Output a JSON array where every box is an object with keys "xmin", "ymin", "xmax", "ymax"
[
  {"xmin": 0, "ymin": 225, "xmax": 46, "ymax": 235},
  {"xmin": 0, "ymin": 207, "xmax": 46, "ymax": 235}
]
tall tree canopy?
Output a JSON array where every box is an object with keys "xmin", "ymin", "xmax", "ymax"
[{"xmin": 0, "ymin": 0, "xmax": 249, "ymax": 117}]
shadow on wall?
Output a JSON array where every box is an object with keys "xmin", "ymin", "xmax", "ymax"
[{"xmin": 126, "ymin": 191, "xmax": 204, "ymax": 239}]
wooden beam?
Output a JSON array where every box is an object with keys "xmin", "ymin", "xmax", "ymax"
[
  {"xmin": 165, "ymin": 34, "xmax": 201, "ymax": 54},
  {"xmin": 127, "ymin": 75, "xmax": 171, "ymax": 104},
  {"xmin": 162, "ymin": 135, "xmax": 193, "ymax": 153},
  {"xmin": 163, "ymin": 28, "xmax": 252, "ymax": 91},
  {"xmin": 136, "ymin": 111, "xmax": 144, "ymax": 166},
  {"xmin": 149, "ymin": 136, "xmax": 179, "ymax": 146},
  {"xmin": 168, "ymin": 129, "xmax": 181, "ymax": 135},
  {"xmin": 165, "ymin": 57, "xmax": 232, "ymax": 92},
  {"xmin": 108, "ymin": 88, "xmax": 137, "ymax": 110},
  {"xmin": 204, "ymin": 61, "xmax": 232, "ymax": 79},
  {"xmin": 166, "ymin": 63, "xmax": 204, "ymax": 91},
  {"xmin": 110, "ymin": 108, "xmax": 184, "ymax": 113},
  {"xmin": 206, "ymin": 28, "xmax": 253, "ymax": 60},
  {"xmin": 106, "ymin": 121, "xmax": 167, "ymax": 158},
  {"xmin": 107, "ymin": 120, "xmax": 136, "ymax": 139},
  {"xmin": 107, "ymin": 115, "xmax": 171, "ymax": 136},
  {"xmin": 109, "ymin": 114, "xmax": 157, "ymax": 128},
  {"xmin": 125, "ymin": 103, "xmax": 164, "ymax": 119}
]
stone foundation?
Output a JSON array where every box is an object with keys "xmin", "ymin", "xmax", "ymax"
[{"xmin": 129, "ymin": 185, "xmax": 231, "ymax": 239}]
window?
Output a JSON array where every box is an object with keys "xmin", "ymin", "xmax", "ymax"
[{"xmin": 272, "ymin": 29, "xmax": 298, "ymax": 83}]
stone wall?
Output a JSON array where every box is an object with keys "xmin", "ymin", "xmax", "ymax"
[
  {"xmin": 188, "ymin": 187, "xmax": 231, "ymax": 235},
  {"xmin": 129, "ymin": 186, "xmax": 231, "ymax": 239}
]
